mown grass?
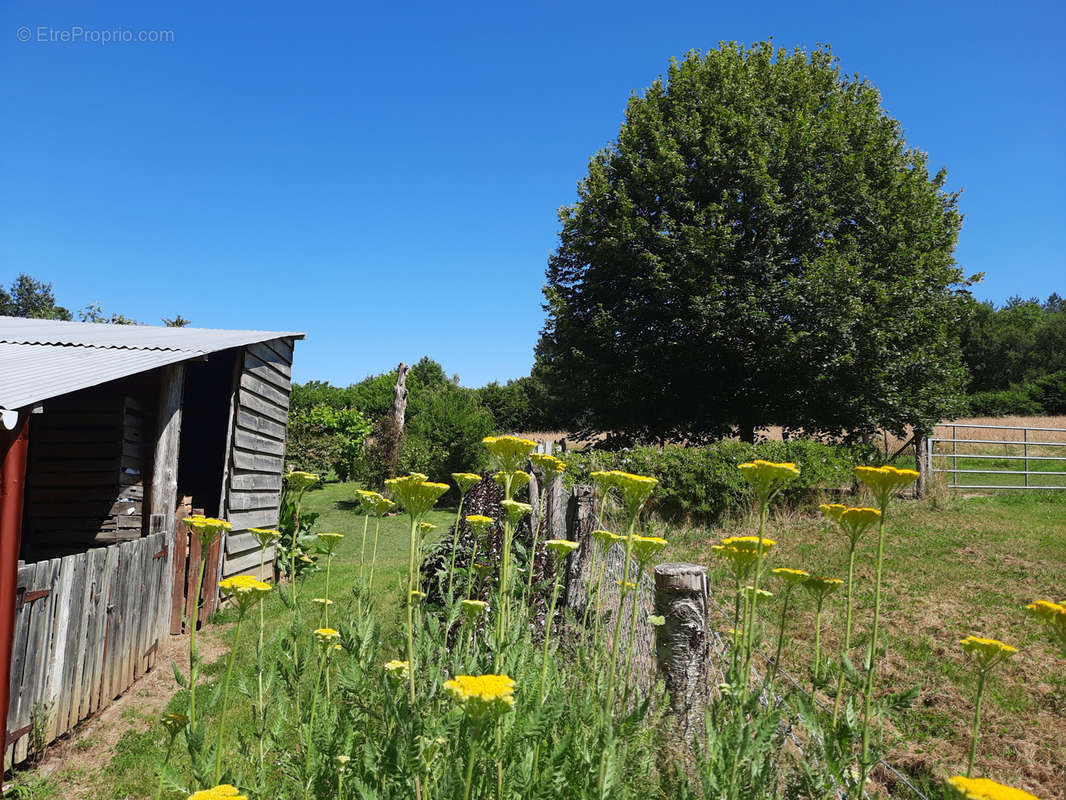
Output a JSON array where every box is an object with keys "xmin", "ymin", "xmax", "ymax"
[{"xmin": 670, "ymin": 489, "xmax": 1066, "ymax": 796}]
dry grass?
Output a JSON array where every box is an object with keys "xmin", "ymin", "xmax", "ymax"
[{"xmin": 668, "ymin": 492, "xmax": 1066, "ymax": 798}]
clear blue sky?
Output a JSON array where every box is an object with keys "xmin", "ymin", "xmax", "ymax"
[{"xmin": 3, "ymin": 0, "xmax": 1063, "ymax": 387}]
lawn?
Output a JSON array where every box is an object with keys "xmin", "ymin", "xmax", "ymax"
[{"xmin": 668, "ymin": 489, "xmax": 1066, "ymax": 797}]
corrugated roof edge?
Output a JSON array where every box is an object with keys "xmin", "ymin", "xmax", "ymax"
[{"xmin": 0, "ymin": 315, "xmax": 304, "ymax": 352}]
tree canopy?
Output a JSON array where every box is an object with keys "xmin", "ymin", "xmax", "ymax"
[{"xmin": 536, "ymin": 42, "xmax": 972, "ymax": 443}]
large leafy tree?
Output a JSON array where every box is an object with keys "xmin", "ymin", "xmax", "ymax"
[
  {"xmin": 0, "ymin": 274, "xmax": 72, "ymax": 320},
  {"xmin": 537, "ymin": 43, "xmax": 973, "ymax": 443}
]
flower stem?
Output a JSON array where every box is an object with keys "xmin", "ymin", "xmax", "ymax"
[
  {"xmin": 369, "ymin": 516, "xmax": 382, "ymax": 593},
  {"xmin": 813, "ymin": 601, "xmax": 824, "ymax": 688},
  {"xmin": 359, "ymin": 512, "xmax": 370, "ymax": 583},
  {"xmin": 406, "ymin": 515, "xmax": 418, "ymax": 702},
  {"xmin": 538, "ymin": 568, "xmax": 563, "ymax": 702},
  {"xmin": 832, "ymin": 546, "xmax": 858, "ymax": 726},
  {"xmin": 967, "ymin": 670, "xmax": 988, "ymax": 778},
  {"xmin": 214, "ymin": 613, "xmax": 243, "ymax": 784},
  {"xmin": 462, "ymin": 741, "xmax": 476, "ymax": 800},
  {"xmin": 526, "ymin": 486, "xmax": 548, "ymax": 598},
  {"xmin": 303, "ymin": 649, "xmax": 326, "ymax": 800},
  {"xmin": 768, "ymin": 590, "xmax": 791, "ymax": 691},
  {"xmin": 623, "ymin": 566, "xmax": 643, "ymax": 688},
  {"xmin": 465, "ymin": 530, "xmax": 481, "ymax": 600},
  {"xmin": 257, "ymin": 548, "xmax": 267, "ymax": 774},
  {"xmin": 188, "ymin": 550, "xmax": 208, "ymax": 725},
  {"xmin": 153, "ymin": 734, "xmax": 176, "ymax": 800},
  {"xmin": 290, "ymin": 490, "xmax": 304, "ymax": 606},
  {"xmin": 859, "ymin": 503, "xmax": 889, "ymax": 795},
  {"xmin": 447, "ymin": 495, "xmax": 467, "ymax": 603},
  {"xmin": 742, "ymin": 500, "xmax": 769, "ymax": 687}
]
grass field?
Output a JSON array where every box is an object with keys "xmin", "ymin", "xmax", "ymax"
[
  {"xmin": 10, "ymin": 483, "xmax": 1064, "ymax": 798},
  {"xmin": 668, "ymin": 490, "xmax": 1066, "ymax": 797}
]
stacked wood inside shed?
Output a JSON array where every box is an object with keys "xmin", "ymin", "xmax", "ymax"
[
  {"xmin": 220, "ymin": 338, "xmax": 293, "ymax": 578},
  {"xmin": 22, "ymin": 392, "xmax": 148, "ymax": 558}
]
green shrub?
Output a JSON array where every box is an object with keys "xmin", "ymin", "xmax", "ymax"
[
  {"xmin": 286, "ymin": 404, "xmax": 372, "ymax": 480},
  {"xmin": 563, "ymin": 439, "xmax": 883, "ymax": 522},
  {"xmin": 965, "ymin": 370, "xmax": 1066, "ymax": 417},
  {"xmin": 398, "ymin": 388, "xmax": 495, "ymax": 488}
]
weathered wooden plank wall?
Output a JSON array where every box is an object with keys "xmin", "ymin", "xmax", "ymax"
[
  {"xmin": 220, "ymin": 338, "xmax": 294, "ymax": 578},
  {"xmin": 4, "ymin": 532, "xmax": 169, "ymax": 767}
]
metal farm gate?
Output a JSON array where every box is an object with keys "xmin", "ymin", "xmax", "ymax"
[{"xmin": 927, "ymin": 422, "xmax": 1066, "ymax": 490}]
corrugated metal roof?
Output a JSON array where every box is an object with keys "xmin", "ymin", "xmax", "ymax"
[{"xmin": 0, "ymin": 316, "xmax": 304, "ymax": 411}]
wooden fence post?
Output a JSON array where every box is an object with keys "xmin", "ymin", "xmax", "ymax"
[{"xmin": 654, "ymin": 562, "xmax": 709, "ymax": 739}]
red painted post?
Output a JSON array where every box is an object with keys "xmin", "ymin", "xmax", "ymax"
[{"xmin": 0, "ymin": 412, "xmax": 29, "ymax": 761}]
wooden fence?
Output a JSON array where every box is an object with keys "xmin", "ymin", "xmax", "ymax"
[{"xmin": 4, "ymin": 531, "xmax": 171, "ymax": 766}]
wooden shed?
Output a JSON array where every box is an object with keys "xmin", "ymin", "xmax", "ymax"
[{"xmin": 0, "ymin": 316, "xmax": 303, "ymax": 765}]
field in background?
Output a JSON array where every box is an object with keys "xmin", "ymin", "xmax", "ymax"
[{"xmin": 930, "ymin": 417, "xmax": 1066, "ymax": 489}]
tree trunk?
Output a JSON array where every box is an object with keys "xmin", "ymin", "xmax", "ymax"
[
  {"xmin": 738, "ymin": 423, "xmax": 756, "ymax": 444},
  {"xmin": 391, "ymin": 362, "xmax": 409, "ymax": 433}
]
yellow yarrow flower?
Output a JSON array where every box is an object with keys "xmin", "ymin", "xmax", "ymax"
[
  {"xmin": 184, "ymin": 516, "xmax": 232, "ymax": 549},
  {"xmin": 218, "ymin": 575, "xmax": 272, "ymax": 613},
  {"xmin": 316, "ymin": 531, "xmax": 344, "ymax": 552},
  {"xmin": 409, "ymin": 590, "xmax": 427, "ymax": 603},
  {"xmin": 460, "ymin": 599, "xmax": 489, "ymax": 619},
  {"xmin": 500, "ymin": 499, "xmax": 532, "ymax": 525},
  {"xmin": 529, "ymin": 453, "xmax": 566, "ymax": 479},
  {"xmin": 248, "ymin": 527, "xmax": 281, "ymax": 547},
  {"xmin": 959, "ymin": 635, "xmax": 1018, "ymax": 670},
  {"xmin": 590, "ymin": 470, "xmax": 619, "ymax": 493},
  {"xmin": 837, "ymin": 506, "xmax": 881, "ymax": 547},
  {"xmin": 384, "ymin": 474, "xmax": 449, "ymax": 518},
  {"xmin": 314, "ymin": 628, "xmax": 341, "ymax": 645},
  {"xmin": 738, "ymin": 460, "xmax": 800, "ymax": 501},
  {"xmin": 772, "ymin": 567, "xmax": 810, "ymax": 587},
  {"xmin": 629, "ymin": 534, "xmax": 668, "ymax": 566},
  {"xmin": 819, "ymin": 503, "xmax": 846, "ymax": 522},
  {"xmin": 188, "ymin": 785, "xmax": 246, "ymax": 800},
  {"xmin": 854, "ymin": 465, "xmax": 919, "ymax": 506},
  {"xmin": 609, "ymin": 471, "xmax": 658, "ymax": 517},
  {"xmin": 945, "ymin": 776, "xmax": 1040, "ymax": 800},
  {"xmin": 311, "ymin": 597, "xmax": 334, "ymax": 606},
  {"xmin": 452, "ymin": 472, "xmax": 482, "ymax": 494},
  {"xmin": 465, "ymin": 514, "xmax": 494, "ymax": 533},
  {"xmin": 481, "ymin": 435, "xmax": 538, "ymax": 472},
  {"xmin": 742, "ymin": 585, "xmax": 773, "ymax": 602},
  {"xmin": 802, "ymin": 576, "xmax": 843, "ymax": 602},
  {"xmin": 544, "ymin": 538, "xmax": 579, "ymax": 557},
  {"xmin": 285, "ymin": 471, "xmax": 319, "ymax": 492},
  {"xmin": 1025, "ymin": 599, "xmax": 1066, "ymax": 653},
  {"xmin": 591, "ymin": 529, "xmax": 621, "ymax": 547},
  {"xmin": 384, "ymin": 659, "xmax": 409, "ymax": 680},
  {"xmin": 494, "ymin": 470, "xmax": 531, "ymax": 494},
  {"xmin": 417, "ymin": 522, "xmax": 436, "ymax": 535},
  {"xmin": 444, "ymin": 674, "xmax": 516, "ymax": 728}
]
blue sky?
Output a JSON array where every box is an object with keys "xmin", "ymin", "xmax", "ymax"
[{"xmin": 3, "ymin": 0, "xmax": 1064, "ymax": 387}]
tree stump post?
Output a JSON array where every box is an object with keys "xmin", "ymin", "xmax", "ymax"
[{"xmin": 654, "ymin": 562, "xmax": 709, "ymax": 739}]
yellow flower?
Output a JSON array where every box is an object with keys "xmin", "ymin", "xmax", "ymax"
[
  {"xmin": 742, "ymin": 585, "xmax": 773, "ymax": 601},
  {"xmin": 460, "ymin": 599, "xmax": 489, "ymax": 619},
  {"xmin": 1025, "ymin": 599, "xmax": 1066, "ymax": 636},
  {"xmin": 248, "ymin": 527, "xmax": 281, "ymax": 547},
  {"xmin": 591, "ymin": 529, "xmax": 621, "ymax": 547},
  {"xmin": 314, "ymin": 628, "xmax": 341, "ymax": 645},
  {"xmin": 465, "ymin": 514, "xmax": 494, "ymax": 533},
  {"xmin": 648, "ymin": 614, "xmax": 666, "ymax": 627},
  {"xmin": 410, "ymin": 590, "xmax": 427, "ymax": 603},
  {"xmin": 609, "ymin": 471, "xmax": 658, "ymax": 517},
  {"xmin": 312, "ymin": 597, "xmax": 334, "ymax": 606},
  {"xmin": 738, "ymin": 460, "xmax": 800, "ymax": 500},
  {"xmin": 529, "ymin": 453, "xmax": 566, "ymax": 479},
  {"xmin": 316, "ymin": 531, "xmax": 344, "ymax": 552},
  {"xmin": 188, "ymin": 785, "xmax": 246, "ymax": 800},
  {"xmin": 357, "ymin": 489, "xmax": 395, "ymax": 516},
  {"xmin": 819, "ymin": 503, "xmax": 847, "ymax": 522},
  {"xmin": 417, "ymin": 522, "xmax": 436, "ymax": 535},
  {"xmin": 772, "ymin": 567, "xmax": 810, "ymax": 587},
  {"xmin": 590, "ymin": 470, "xmax": 619, "ymax": 493},
  {"xmin": 452, "ymin": 472, "xmax": 482, "ymax": 494},
  {"xmin": 384, "ymin": 659, "xmax": 410, "ymax": 680},
  {"xmin": 629, "ymin": 534, "xmax": 667, "ymax": 566},
  {"xmin": 544, "ymin": 539, "xmax": 579, "ymax": 557},
  {"xmin": 161, "ymin": 711, "xmax": 188, "ymax": 733},
  {"xmin": 217, "ymin": 575, "xmax": 272, "ymax": 613},
  {"xmin": 712, "ymin": 537, "xmax": 772, "ymax": 582},
  {"xmin": 285, "ymin": 471, "xmax": 319, "ymax": 492},
  {"xmin": 336, "ymin": 754, "xmax": 351, "ymax": 766},
  {"xmin": 494, "ymin": 469, "xmax": 531, "ymax": 494},
  {"xmin": 384, "ymin": 474, "xmax": 449, "ymax": 518},
  {"xmin": 959, "ymin": 635, "xmax": 1018, "ymax": 670},
  {"xmin": 854, "ymin": 465, "xmax": 919, "ymax": 505},
  {"xmin": 836, "ymin": 507, "xmax": 881, "ymax": 548},
  {"xmin": 184, "ymin": 516, "xmax": 232, "ymax": 549},
  {"xmin": 616, "ymin": 580, "xmax": 637, "ymax": 590},
  {"xmin": 443, "ymin": 673, "xmax": 516, "ymax": 723},
  {"xmin": 945, "ymin": 775, "xmax": 1040, "ymax": 800},
  {"xmin": 481, "ymin": 435, "xmax": 538, "ymax": 472},
  {"xmin": 802, "ymin": 576, "xmax": 843, "ymax": 602},
  {"xmin": 500, "ymin": 499, "xmax": 532, "ymax": 525}
]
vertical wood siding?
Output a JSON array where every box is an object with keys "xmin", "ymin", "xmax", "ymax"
[{"xmin": 4, "ymin": 532, "xmax": 170, "ymax": 766}]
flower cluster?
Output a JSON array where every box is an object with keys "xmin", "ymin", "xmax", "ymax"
[
  {"xmin": 959, "ymin": 635, "xmax": 1018, "ymax": 670},
  {"xmin": 529, "ymin": 453, "xmax": 566, "ymax": 478},
  {"xmin": 184, "ymin": 515, "xmax": 233, "ymax": 549},
  {"xmin": 946, "ymin": 776, "xmax": 1040, "ymax": 800},
  {"xmin": 444, "ymin": 673, "xmax": 516, "ymax": 724},
  {"xmin": 217, "ymin": 575, "xmax": 272, "ymax": 614},
  {"xmin": 384, "ymin": 473, "xmax": 450, "ymax": 518},
  {"xmin": 481, "ymin": 435, "xmax": 538, "ymax": 472},
  {"xmin": 854, "ymin": 465, "xmax": 919, "ymax": 506},
  {"xmin": 188, "ymin": 785, "xmax": 246, "ymax": 800},
  {"xmin": 1025, "ymin": 599, "xmax": 1066, "ymax": 651},
  {"xmin": 738, "ymin": 459, "xmax": 800, "ymax": 500}
]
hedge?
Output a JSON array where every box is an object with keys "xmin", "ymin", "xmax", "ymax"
[{"xmin": 562, "ymin": 439, "xmax": 885, "ymax": 523}]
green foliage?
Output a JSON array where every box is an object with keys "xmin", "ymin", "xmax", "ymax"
[
  {"xmin": 473, "ymin": 374, "xmax": 555, "ymax": 433},
  {"xmin": 0, "ymin": 274, "xmax": 72, "ymax": 320},
  {"xmin": 563, "ymin": 440, "xmax": 882, "ymax": 522},
  {"xmin": 287, "ymin": 404, "xmax": 372, "ymax": 480},
  {"xmin": 400, "ymin": 388, "xmax": 495, "ymax": 486},
  {"xmin": 537, "ymin": 42, "xmax": 971, "ymax": 443}
]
